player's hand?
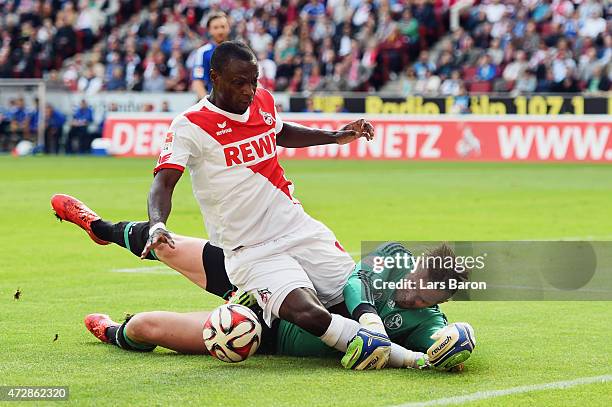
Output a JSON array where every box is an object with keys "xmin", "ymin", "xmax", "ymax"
[
  {"xmin": 335, "ymin": 119, "xmax": 375, "ymax": 145},
  {"xmin": 342, "ymin": 328, "xmax": 391, "ymax": 370},
  {"xmin": 141, "ymin": 228, "xmax": 175, "ymax": 259}
]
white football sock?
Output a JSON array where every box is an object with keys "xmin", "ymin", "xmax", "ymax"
[
  {"xmin": 320, "ymin": 314, "xmax": 359, "ymax": 352},
  {"xmin": 389, "ymin": 343, "xmax": 425, "ymax": 369}
]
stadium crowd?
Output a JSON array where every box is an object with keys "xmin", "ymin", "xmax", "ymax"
[
  {"xmin": 1, "ymin": 0, "xmax": 610, "ymax": 94},
  {"xmin": 0, "ymin": 0, "xmax": 611, "ymax": 153}
]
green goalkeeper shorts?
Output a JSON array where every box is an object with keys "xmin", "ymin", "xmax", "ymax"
[{"xmin": 272, "ymin": 313, "xmax": 447, "ymax": 357}]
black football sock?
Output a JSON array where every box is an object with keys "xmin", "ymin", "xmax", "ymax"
[
  {"xmin": 91, "ymin": 220, "xmax": 157, "ymax": 260},
  {"xmin": 105, "ymin": 317, "xmax": 156, "ymax": 352}
]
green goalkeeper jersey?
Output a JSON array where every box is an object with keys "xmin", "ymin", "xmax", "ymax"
[
  {"xmin": 274, "ymin": 242, "xmax": 446, "ymax": 357},
  {"xmin": 343, "ymin": 242, "xmax": 445, "ymax": 343}
]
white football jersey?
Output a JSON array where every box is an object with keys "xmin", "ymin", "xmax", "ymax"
[{"xmin": 154, "ymin": 88, "xmax": 309, "ymax": 250}]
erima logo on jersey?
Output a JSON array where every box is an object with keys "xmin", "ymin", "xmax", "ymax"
[
  {"xmin": 223, "ymin": 130, "xmax": 277, "ymax": 167},
  {"xmin": 216, "ymin": 122, "xmax": 233, "ymax": 136}
]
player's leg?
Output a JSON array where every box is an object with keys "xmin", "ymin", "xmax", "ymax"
[
  {"xmin": 288, "ymin": 221, "xmax": 393, "ymax": 369},
  {"xmin": 226, "ymin": 251, "xmax": 378, "ymax": 369},
  {"xmin": 85, "ymin": 311, "xmax": 211, "ymax": 354},
  {"xmin": 275, "ymin": 319, "xmax": 427, "ymax": 369},
  {"xmin": 51, "ymin": 194, "xmax": 235, "ymax": 293}
]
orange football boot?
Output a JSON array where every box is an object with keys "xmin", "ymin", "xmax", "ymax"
[
  {"xmin": 84, "ymin": 313, "xmax": 119, "ymax": 344},
  {"xmin": 51, "ymin": 194, "xmax": 109, "ymax": 245}
]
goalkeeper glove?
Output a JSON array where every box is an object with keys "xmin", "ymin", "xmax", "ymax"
[
  {"xmin": 427, "ymin": 322, "xmax": 476, "ymax": 370},
  {"xmin": 342, "ymin": 313, "xmax": 391, "ymax": 370}
]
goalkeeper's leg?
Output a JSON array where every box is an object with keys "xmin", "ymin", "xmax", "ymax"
[
  {"xmin": 52, "ymin": 194, "xmax": 235, "ymax": 297},
  {"xmin": 85, "ymin": 311, "xmax": 212, "ymax": 354}
]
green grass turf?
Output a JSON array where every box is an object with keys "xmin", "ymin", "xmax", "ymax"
[{"xmin": 1, "ymin": 156, "xmax": 611, "ymax": 406}]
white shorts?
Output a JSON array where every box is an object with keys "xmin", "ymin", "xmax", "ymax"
[{"xmin": 224, "ymin": 217, "xmax": 355, "ymax": 326}]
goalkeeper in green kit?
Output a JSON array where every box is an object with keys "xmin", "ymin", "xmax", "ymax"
[
  {"xmin": 275, "ymin": 242, "xmax": 476, "ymax": 370},
  {"xmin": 52, "ymin": 194, "xmax": 475, "ymax": 371}
]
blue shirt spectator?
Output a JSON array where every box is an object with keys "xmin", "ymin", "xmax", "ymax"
[
  {"xmin": 47, "ymin": 107, "xmax": 66, "ymax": 130},
  {"xmin": 28, "ymin": 109, "xmax": 39, "ymax": 133},
  {"xmin": 476, "ymin": 55, "xmax": 497, "ymax": 81},
  {"xmin": 301, "ymin": 0, "xmax": 325, "ymax": 23},
  {"xmin": 73, "ymin": 103, "xmax": 94, "ymax": 126},
  {"xmin": 10, "ymin": 103, "xmax": 28, "ymax": 125},
  {"xmin": 192, "ymin": 42, "xmax": 216, "ymax": 93}
]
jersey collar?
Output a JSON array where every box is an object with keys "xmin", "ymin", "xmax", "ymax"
[{"xmin": 203, "ymin": 96, "xmax": 250, "ymax": 123}]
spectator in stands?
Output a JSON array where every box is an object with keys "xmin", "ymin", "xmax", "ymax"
[
  {"xmin": 487, "ymin": 38, "xmax": 504, "ymax": 65},
  {"xmin": 513, "ymin": 68, "xmax": 538, "ymax": 96},
  {"xmin": 305, "ymin": 64, "xmax": 323, "ymax": 92},
  {"xmin": 191, "ymin": 12, "xmax": 230, "ymax": 99},
  {"xmin": 143, "ymin": 65, "xmax": 166, "ymax": 92},
  {"xmin": 484, "ymin": 0, "xmax": 507, "ymax": 24},
  {"xmin": 301, "ymin": 0, "xmax": 325, "ymax": 25},
  {"xmin": 44, "ymin": 104, "xmax": 66, "ymax": 155},
  {"xmin": 413, "ymin": 51, "xmax": 435, "ymax": 79},
  {"xmin": 249, "ymin": 23, "xmax": 274, "ymax": 56},
  {"xmin": 521, "ymin": 21, "xmax": 541, "ymax": 54},
  {"xmin": 586, "ymin": 65, "xmax": 611, "ymax": 93},
  {"xmin": 2, "ymin": 0, "xmax": 610, "ymax": 100},
  {"xmin": 498, "ymin": 50, "xmax": 528, "ymax": 91},
  {"xmin": 398, "ymin": 8, "xmax": 419, "ymax": 45},
  {"xmin": 258, "ymin": 50, "xmax": 277, "ymax": 91},
  {"xmin": 578, "ymin": 47, "xmax": 601, "ymax": 83},
  {"xmin": 77, "ymin": 67, "xmax": 102, "ymax": 95},
  {"xmin": 579, "ymin": 9, "xmax": 607, "ymax": 39},
  {"xmin": 67, "ymin": 99, "xmax": 94, "ymax": 154},
  {"xmin": 9, "ymin": 97, "xmax": 28, "ymax": 145},
  {"xmin": 536, "ymin": 68, "xmax": 555, "ymax": 92},
  {"xmin": 288, "ymin": 67, "xmax": 304, "ymax": 93},
  {"xmin": 415, "ymin": 69, "xmax": 441, "ymax": 95},
  {"xmin": 475, "ymin": 54, "xmax": 497, "ymax": 82},
  {"xmin": 0, "ymin": 100, "xmax": 14, "ymax": 151},
  {"xmin": 27, "ymin": 98, "xmax": 40, "ymax": 142},
  {"xmin": 440, "ymin": 70, "xmax": 463, "ymax": 96},
  {"xmin": 449, "ymin": 83, "xmax": 470, "ymax": 114},
  {"xmin": 106, "ymin": 67, "xmax": 126, "ymax": 91}
]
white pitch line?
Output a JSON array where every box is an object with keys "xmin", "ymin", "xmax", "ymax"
[
  {"xmin": 485, "ymin": 283, "xmax": 612, "ymax": 294},
  {"xmin": 110, "ymin": 266, "xmax": 176, "ymax": 275},
  {"xmin": 527, "ymin": 235, "xmax": 612, "ymax": 241},
  {"xmin": 394, "ymin": 374, "xmax": 612, "ymax": 407}
]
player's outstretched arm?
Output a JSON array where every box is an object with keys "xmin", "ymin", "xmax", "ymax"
[
  {"xmin": 277, "ymin": 119, "xmax": 374, "ymax": 148},
  {"xmin": 141, "ymin": 168, "xmax": 183, "ymax": 259}
]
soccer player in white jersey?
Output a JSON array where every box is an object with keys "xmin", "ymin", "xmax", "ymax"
[{"xmin": 142, "ymin": 41, "xmax": 390, "ymax": 370}]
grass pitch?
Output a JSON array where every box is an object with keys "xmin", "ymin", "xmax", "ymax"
[{"xmin": 1, "ymin": 156, "xmax": 611, "ymax": 406}]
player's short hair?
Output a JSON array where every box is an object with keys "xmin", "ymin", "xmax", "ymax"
[
  {"xmin": 206, "ymin": 11, "xmax": 228, "ymax": 28},
  {"xmin": 425, "ymin": 243, "xmax": 470, "ymax": 295},
  {"xmin": 211, "ymin": 41, "xmax": 256, "ymax": 72}
]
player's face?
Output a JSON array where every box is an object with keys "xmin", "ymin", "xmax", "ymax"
[
  {"xmin": 212, "ymin": 58, "xmax": 259, "ymax": 114},
  {"xmin": 209, "ymin": 17, "xmax": 230, "ymax": 44},
  {"xmin": 394, "ymin": 268, "xmax": 452, "ymax": 309}
]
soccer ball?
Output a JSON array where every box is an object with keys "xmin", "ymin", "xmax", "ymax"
[
  {"xmin": 202, "ymin": 303, "xmax": 262, "ymax": 363},
  {"xmin": 427, "ymin": 322, "xmax": 476, "ymax": 370}
]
